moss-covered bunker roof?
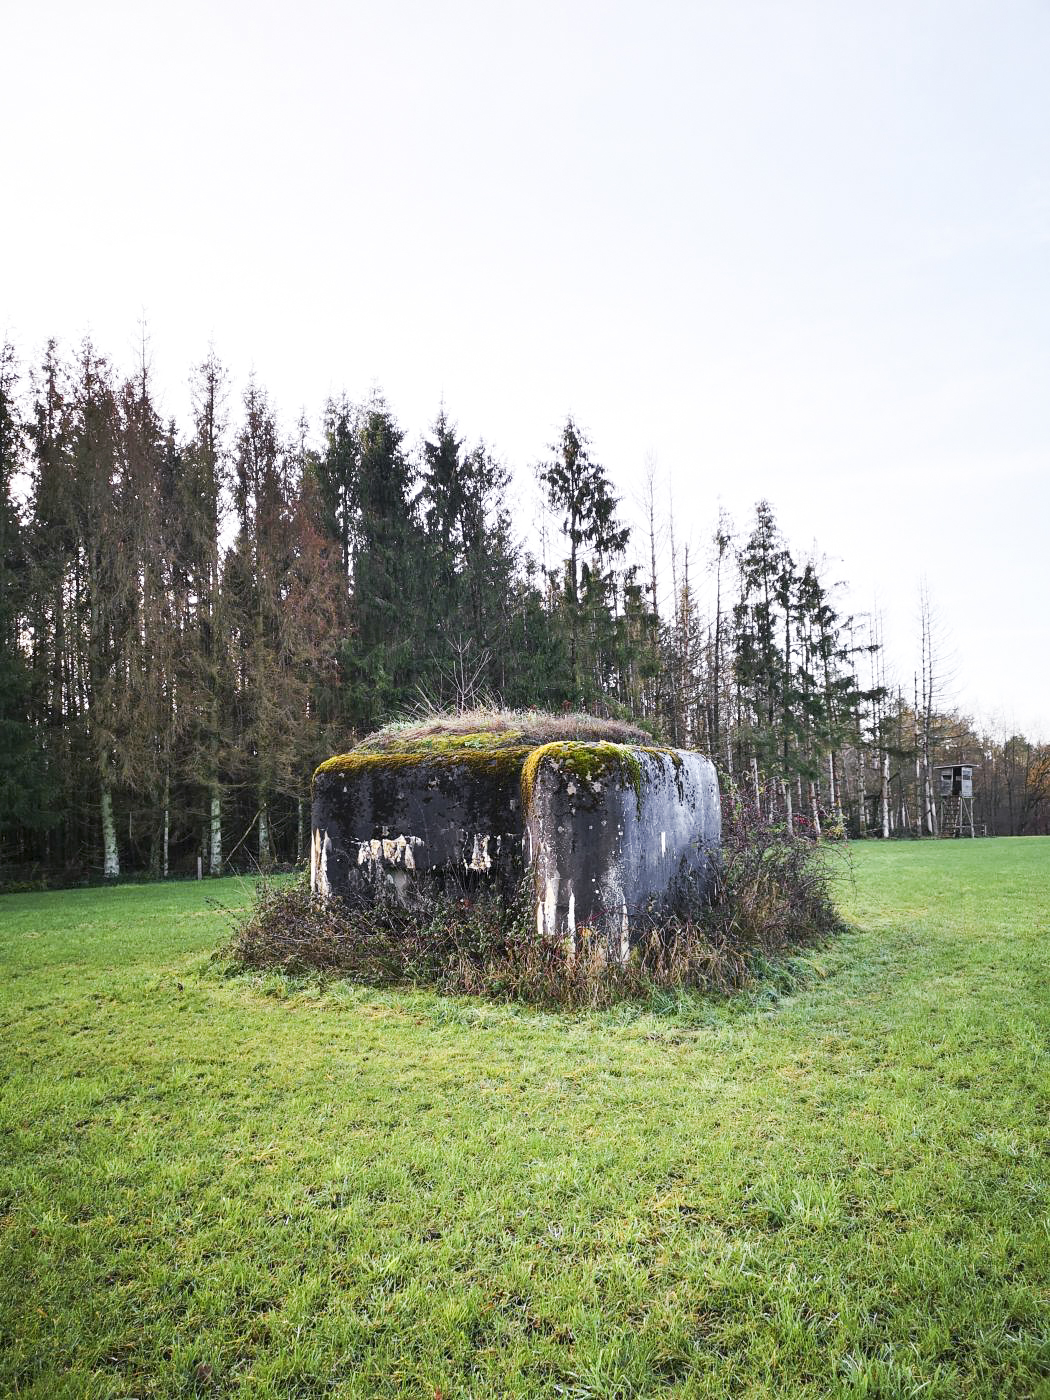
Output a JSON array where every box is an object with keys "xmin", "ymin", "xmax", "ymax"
[
  {"xmin": 314, "ymin": 709, "xmax": 666, "ymax": 782},
  {"xmin": 349, "ymin": 708, "xmax": 650, "ymax": 754}
]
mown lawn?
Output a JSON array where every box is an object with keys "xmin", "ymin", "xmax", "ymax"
[{"xmin": 1, "ymin": 840, "xmax": 1048, "ymax": 1398}]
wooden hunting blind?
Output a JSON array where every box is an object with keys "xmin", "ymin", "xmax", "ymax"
[
  {"xmin": 937, "ymin": 764, "xmax": 973, "ymax": 798},
  {"xmin": 934, "ymin": 764, "xmax": 977, "ymax": 837}
]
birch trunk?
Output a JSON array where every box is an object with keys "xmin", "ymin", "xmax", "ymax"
[
  {"xmin": 162, "ymin": 772, "xmax": 170, "ymax": 879},
  {"xmin": 101, "ymin": 785, "xmax": 120, "ymax": 879},
  {"xmin": 827, "ymin": 751, "xmax": 839, "ymax": 823},
  {"xmin": 209, "ymin": 787, "xmax": 222, "ymax": 876},
  {"xmin": 258, "ymin": 804, "xmax": 271, "ymax": 868},
  {"xmin": 881, "ymin": 750, "xmax": 891, "ymax": 839},
  {"xmin": 924, "ymin": 767, "xmax": 938, "ymax": 836},
  {"xmin": 914, "ymin": 675, "xmax": 923, "ymax": 836}
]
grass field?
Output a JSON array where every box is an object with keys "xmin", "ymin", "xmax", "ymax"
[{"xmin": 1, "ymin": 839, "xmax": 1048, "ymax": 1398}]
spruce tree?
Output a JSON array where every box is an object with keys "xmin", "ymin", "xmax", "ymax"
[
  {"xmin": 538, "ymin": 416, "xmax": 630, "ymax": 701},
  {"xmin": 0, "ymin": 342, "xmax": 53, "ymax": 862},
  {"xmin": 341, "ymin": 393, "xmax": 427, "ymax": 731}
]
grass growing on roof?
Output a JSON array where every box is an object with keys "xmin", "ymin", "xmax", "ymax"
[
  {"xmin": 351, "ymin": 706, "xmax": 652, "ymax": 753},
  {"xmin": 2, "ymin": 839, "xmax": 1049, "ymax": 1397}
]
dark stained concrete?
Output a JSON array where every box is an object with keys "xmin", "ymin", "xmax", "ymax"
[{"xmin": 311, "ymin": 739, "xmax": 721, "ymax": 953}]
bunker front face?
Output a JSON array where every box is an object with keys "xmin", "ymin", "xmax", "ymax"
[{"xmin": 311, "ymin": 736, "xmax": 720, "ymax": 957}]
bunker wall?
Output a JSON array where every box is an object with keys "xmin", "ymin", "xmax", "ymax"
[{"xmin": 311, "ymin": 741, "xmax": 721, "ymax": 954}]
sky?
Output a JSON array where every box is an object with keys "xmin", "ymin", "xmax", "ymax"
[{"xmin": 3, "ymin": 0, "xmax": 1048, "ymax": 739}]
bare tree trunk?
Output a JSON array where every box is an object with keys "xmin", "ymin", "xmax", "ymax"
[
  {"xmin": 913, "ymin": 674, "xmax": 923, "ymax": 835},
  {"xmin": 209, "ymin": 786, "xmax": 222, "ymax": 876},
  {"xmin": 782, "ymin": 777, "xmax": 793, "ymax": 832},
  {"xmin": 162, "ymin": 772, "xmax": 170, "ymax": 878},
  {"xmin": 101, "ymin": 785, "xmax": 119, "ymax": 879},
  {"xmin": 809, "ymin": 779, "xmax": 822, "ymax": 836},
  {"xmin": 881, "ymin": 750, "xmax": 891, "ymax": 839},
  {"xmin": 924, "ymin": 766, "xmax": 938, "ymax": 836},
  {"xmin": 827, "ymin": 751, "xmax": 839, "ymax": 824},
  {"xmin": 919, "ymin": 584, "xmax": 943, "ymax": 836},
  {"xmin": 258, "ymin": 799, "xmax": 271, "ymax": 868}
]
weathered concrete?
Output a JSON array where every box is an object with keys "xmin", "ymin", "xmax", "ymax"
[
  {"xmin": 311, "ymin": 736, "xmax": 721, "ymax": 953},
  {"xmin": 311, "ymin": 748, "xmax": 529, "ymax": 901},
  {"xmin": 524, "ymin": 744, "xmax": 721, "ymax": 958}
]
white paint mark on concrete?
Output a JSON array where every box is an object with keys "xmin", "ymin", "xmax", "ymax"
[
  {"xmin": 319, "ymin": 832, "xmax": 331, "ymax": 897},
  {"xmin": 356, "ymin": 834, "xmax": 422, "ymax": 871},
  {"xmin": 543, "ymin": 874, "xmax": 559, "ymax": 938},
  {"xmin": 466, "ymin": 834, "xmax": 492, "ymax": 871}
]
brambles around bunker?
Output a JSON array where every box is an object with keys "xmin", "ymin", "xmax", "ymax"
[{"xmin": 226, "ymin": 791, "xmax": 841, "ymax": 1010}]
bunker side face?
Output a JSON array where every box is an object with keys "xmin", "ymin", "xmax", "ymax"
[
  {"xmin": 311, "ymin": 747, "xmax": 530, "ymax": 900},
  {"xmin": 524, "ymin": 744, "xmax": 721, "ymax": 957},
  {"xmin": 311, "ymin": 737, "xmax": 721, "ymax": 955}
]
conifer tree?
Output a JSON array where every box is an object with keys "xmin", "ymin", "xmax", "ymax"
[
  {"xmin": 538, "ymin": 417, "xmax": 629, "ymax": 700},
  {"xmin": 341, "ymin": 393, "xmax": 427, "ymax": 731},
  {"xmin": 114, "ymin": 346, "xmax": 180, "ymax": 874},
  {"xmin": 65, "ymin": 342, "xmax": 127, "ymax": 877},
  {"xmin": 181, "ymin": 352, "xmax": 230, "ymax": 874},
  {"xmin": 418, "ymin": 410, "xmax": 522, "ymax": 700},
  {"xmin": 226, "ymin": 378, "xmax": 290, "ymax": 865},
  {"xmin": 316, "ymin": 394, "xmax": 356, "ymax": 583},
  {"xmin": 0, "ymin": 342, "xmax": 52, "ymax": 859}
]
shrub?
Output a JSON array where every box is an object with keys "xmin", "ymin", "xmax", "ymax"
[{"xmin": 221, "ymin": 794, "xmax": 844, "ymax": 1010}]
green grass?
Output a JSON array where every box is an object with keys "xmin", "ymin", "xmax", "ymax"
[{"xmin": 1, "ymin": 840, "xmax": 1048, "ymax": 1398}]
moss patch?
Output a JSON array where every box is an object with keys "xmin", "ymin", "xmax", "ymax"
[
  {"xmin": 319, "ymin": 736, "xmax": 688, "ymax": 816},
  {"xmin": 315, "ymin": 746, "xmax": 534, "ymax": 783},
  {"xmin": 521, "ymin": 741, "xmax": 646, "ymax": 812}
]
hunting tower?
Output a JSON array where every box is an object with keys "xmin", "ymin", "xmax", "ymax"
[{"xmin": 934, "ymin": 764, "xmax": 977, "ymax": 838}]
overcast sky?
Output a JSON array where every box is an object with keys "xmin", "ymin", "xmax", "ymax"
[{"xmin": 3, "ymin": 0, "xmax": 1048, "ymax": 738}]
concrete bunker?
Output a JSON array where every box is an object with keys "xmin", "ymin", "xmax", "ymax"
[{"xmin": 311, "ymin": 715, "xmax": 721, "ymax": 956}]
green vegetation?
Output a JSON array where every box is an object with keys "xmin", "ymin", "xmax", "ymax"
[
  {"xmin": 352, "ymin": 709, "xmax": 650, "ymax": 755},
  {"xmin": 5, "ymin": 332, "xmax": 1049, "ymax": 883},
  {"xmin": 314, "ymin": 746, "xmax": 534, "ymax": 784},
  {"xmin": 316, "ymin": 709, "xmax": 656, "ymax": 788},
  {"xmin": 2, "ymin": 839, "xmax": 1049, "ymax": 1397},
  {"xmin": 521, "ymin": 740, "xmax": 645, "ymax": 812}
]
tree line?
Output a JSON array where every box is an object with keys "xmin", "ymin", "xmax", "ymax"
[{"xmin": 1, "ymin": 336, "xmax": 1046, "ymax": 881}]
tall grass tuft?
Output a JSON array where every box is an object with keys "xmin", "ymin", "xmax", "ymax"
[{"xmin": 223, "ymin": 795, "xmax": 843, "ymax": 1009}]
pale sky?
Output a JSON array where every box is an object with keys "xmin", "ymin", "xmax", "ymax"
[{"xmin": 3, "ymin": 0, "xmax": 1048, "ymax": 739}]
